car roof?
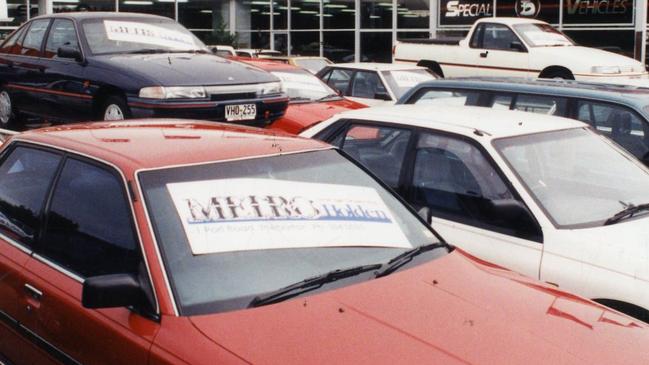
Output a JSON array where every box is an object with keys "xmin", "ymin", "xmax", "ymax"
[
  {"xmin": 408, "ymin": 78, "xmax": 649, "ymax": 107},
  {"xmin": 10, "ymin": 120, "xmax": 330, "ymax": 174},
  {"xmin": 331, "ymin": 105, "xmax": 586, "ymax": 139},
  {"xmin": 475, "ymin": 17, "xmax": 546, "ymax": 26},
  {"xmin": 331, "ymin": 63, "xmax": 427, "ymax": 71},
  {"xmin": 32, "ymin": 11, "xmax": 171, "ymax": 21}
]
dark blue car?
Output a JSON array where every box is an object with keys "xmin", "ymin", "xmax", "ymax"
[
  {"xmin": 0, "ymin": 12, "xmax": 287, "ymax": 128},
  {"xmin": 398, "ymin": 78, "xmax": 649, "ymax": 164}
]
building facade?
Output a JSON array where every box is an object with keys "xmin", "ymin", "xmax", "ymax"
[{"xmin": 0, "ymin": 0, "xmax": 647, "ymax": 63}]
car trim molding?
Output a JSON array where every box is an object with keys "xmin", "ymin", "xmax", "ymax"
[
  {"xmin": 393, "ymin": 58, "xmax": 541, "ymax": 73},
  {"xmin": 6, "ymin": 83, "xmax": 93, "ymax": 100}
]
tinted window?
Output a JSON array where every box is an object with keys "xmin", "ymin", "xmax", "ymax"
[
  {"xmin": 326, "ymin": 68, "xmax": 353, "ymax": 95},
  {"xmin": 335, "ymin": 124, "xmax": 411, "ymax": 188},
  {"xmin": 21, "ymin": 19, "xmax": 50, "ymax": 57},
  {"xmin": 410, "ymin": 89, "xmax": 481, "ymax": 106},
  {"xmin": 40, "ymin": 158, "xmax": 139, "ymax": 278},
  {"xmin": 44, "ymin": 19, "xmax": 79, "ymax": 58},
  {"xmin": 482, "ymin": 23, "xmax": 518, "ymax": 51},
  {"xmin": 0, "ymin": 26, "xmax": 27, "ymax": 54},
  {"xmin": 0, "ymin": 146, "xmax": 61, "ymax": 246},
  {"xmin": 576, "ymin": 101, "xmax": 649, "ymax": 159},
  {"xmin": 513, "ymin": 94, "xmax": 568, "ymax": 116},
  {"xmin": 410, "ymin": 132, "xmax": 538, "ymax": 239},
  {"xmin": 470, "ymin": 24, "xmax": 484, "ymax": 48},
  {"xmin": 351, "ymin": 71, "xmax": 388, "ymax": 99}
]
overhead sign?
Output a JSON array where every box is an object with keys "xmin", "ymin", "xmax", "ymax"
[
  {"xmin": 497, "ymin": 0, "xmax": 560, "ymax": 24},
  {"xmin": 562, "ymin": 0, "xmax": 633, "ymax": 25},
  {"xmin": 167, "ymin": 178, "xmax": 411, "ymax": 255},
  {"xmin": 439, "ymin": 0, "xmax": 493, "ymax": 26}
]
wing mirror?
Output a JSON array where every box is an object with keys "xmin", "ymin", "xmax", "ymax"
[
  {"xmin": 82, "ymin": 273, "xmax": 146, "ymax": 309},
  {"xmin": 374, "ymin": 91, "xmax": 392, "ymax": 101},
  {"xmin": 510, "ymin": 41, "xmax": 525, "ymax": 52},
  {"xmin": 57, "ymin": 46, "xmax": 83, "ymax": 62},
  {"xmin": 489, "ymin": 199, "xmax": 532, "ymax": 221}
]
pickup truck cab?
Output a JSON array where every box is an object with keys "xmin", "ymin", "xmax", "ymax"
[{"xmin": 394, "ymin": 18, "xmax": 647, "ymax": 82}]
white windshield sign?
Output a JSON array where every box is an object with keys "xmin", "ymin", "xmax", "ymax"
[
  {"xmin": 391, "ymin": 70, "xmax": 433, "ymax": 88},
  {"xmin": 273, "ymin": 71, "xmax": 329, "ymax": 93},
  {"xmin": 167, "ymin": 179, "xmax": 411, "ymax": 254},
  {"xmin": 104, "ymin": 20, "xmax": 196, "ymax": 49}
]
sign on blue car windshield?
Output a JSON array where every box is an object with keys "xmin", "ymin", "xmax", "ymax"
[
  {"xmin": 104, "ymin": 20, "xmax": 196, "ymax": 49},
  {"xmin": 167, "ymin": 179, "xmax": 411, "ymax": 254}
]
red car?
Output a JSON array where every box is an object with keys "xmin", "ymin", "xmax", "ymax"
[
  {"xmin": 236, "ymin": 58, "xmax": 366, "ymax": 134},
  {"xmin": 0, "ymin": 121, "xmax": 649, "ymax": 365}
]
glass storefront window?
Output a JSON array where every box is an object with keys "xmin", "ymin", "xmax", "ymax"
[
  {"xmin": 179, "ymin": 0, "xmax": 229, "ymax": 32},
  {"xmin": 361, "ymin": 31, "xmax": 391, "ymax": 62},
  {"xmin": 236, "ymin": 0, "xmax": 270, "ymax": 31},
  {"xmin": 292, "ymin": 0, "xmax": 320, "ymax": 30},
  {"xmin": 323, "ymin": 30, "xmax": 354, "ymax": 62},
  {"xmin": 291, "ymin": 30, "xmax": 319, "ymax": 55},
  {"xmin": 397, "ymin": 31, "xmax": 429, "ymax": 40},
  {"xmin": 237, "ymin": 30, "xmax": 271, "ymax": 49},
  {"xmin": 397, "ymin": 0, "xmax": 428, "ymax": 29},
  {"xmin": 361, "ymin": 0, "xmax": 392, "ymax": 29},
  {"xmin": 274, "ymin": 0, "xmax": 287, "ymax": 29},
  {"xmin": 2, "ymin": 0, "xmax": 31, "ymax": 27},
  {"xmin": 323, "ymin": 0, "xmax": 354, "ymax": 29},
  {"xmin": 564, "ymin": 30, "xmax": 634, "ymax": 59},
  {"xmin": 119, "ymin": 0, "xmax": 174, "ymax": 19},
  {"xmin": 54, "ymin": 0, "xmax": 115, "ymax": 13}
]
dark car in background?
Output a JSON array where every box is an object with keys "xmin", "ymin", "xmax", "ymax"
[
  {"xmin": 398, "ymin": 78, "xmax": 649, "ymax": 164},
  {"xmin": 0, "ymin": 12, "xmax": 288, "ymax": 128}
]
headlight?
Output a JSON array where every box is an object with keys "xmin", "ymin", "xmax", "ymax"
[
  {"xmin": 591, "ymin": 66, "xmax": 621, "ymax": 74},
  {"xmin": 139, "ymin": 86, "xmax": 207, "ymax": 99},
  {"xmin": 257, "ymin": 82, "xmax": 283, "ymax": 96}
]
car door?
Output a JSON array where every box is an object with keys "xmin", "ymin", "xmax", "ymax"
[
  {"xmin": 21, "ymin": 155, "xmax": 158, "ymax": 365},
  {"xmin": 466, "ymin": 23, "xmax": 531, "ymax": 78},
  {"xmin": 348, "ymin": 71, "xmax": 393, "ymax": 106},
  {"xmin": 0, "ymin": 144, "xmax": 64, "ymax": 364},
  {"xmin": 573, "ymin": 100, "xmax": 649, "ymax": 161},
  {"xmin": 41, "ymin": 18, "xmax": 93, "ymax": 122}
]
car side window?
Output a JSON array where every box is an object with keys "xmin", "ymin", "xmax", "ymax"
[
  {"xmin": 488, "ymin": 94, "xmax": 513, "ymax": 109},
  {"xmin": 39, "ymin": 158, "xmax": 140, "ymax": 278},
  {"xmin": 0, "ymin": 146, "xmax": 62, "ymax": 246},
  {"xmin": 334, "ymin": 124, "xmax": 412, "ymax": 189},
  {"xmin": 21, "ymin": 19, "xmax": 50, "ymax": 57},
  {"xmin": 482, "ymin": 23, "xmax": 519, "ymax": 51},
  {"xmin": 410, "ymin": 132, "xmax": 539, "ymax": 240},
  {"xmin": 326, "ymin": 69, "xmax": 353, "ymax": 95},
  {"xmin": 410, "ymin": 89, "xmax": 481, "ymax": 106},
  {"xmin": 351, "ymin": 71, "xmax": 388, "ymax": 100},
  {"xmin": 470, "ymin": 24, "xmax": 484, "ymax": 48},
  {"xmin": 513, "ymin": 94, "xmax": 568, "ymax": 116},
  {"xmin": 0, "ymin": 25, "xmax": 27, "ymax": 54},
  {"xmin": 576, "ymin": 101, "xmax": 649, "ymax": 159},
  {"xmin": 44, "ymin": 19, "xmax": 79, "ymax": 59}
]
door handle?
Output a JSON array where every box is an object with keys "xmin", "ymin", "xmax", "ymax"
[
  {"xmin": 24, "ymin": 283, "xmax": 43, "ymax": 300},
  {"xmin": 480, "ymin": 51, "xmax": 489, "ymax": 58}
]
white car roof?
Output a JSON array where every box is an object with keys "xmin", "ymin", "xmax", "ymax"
[
  {"xmin": 331, "ymin": 62, "xmax": 427, "ymax": 71},
  {"xmin": 325, "ymin": 105, "xmax": 587, "ymax": 139},
  {"xmin": 475, "ymin": 17, "xmax": 546, "ymax": 26}
]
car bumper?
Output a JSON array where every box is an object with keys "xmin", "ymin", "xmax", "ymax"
[{"xmin": 127, "ymin": 96, "xmax": 289, "ymax": 127}]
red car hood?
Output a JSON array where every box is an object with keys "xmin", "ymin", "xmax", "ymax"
[
  {"xmin": 189, "ymin": 250, "xmax": 649, "ymax": 364},
  {"xmin": 268, "ymin": 98, "xmax": 366, "ymax": 134}
]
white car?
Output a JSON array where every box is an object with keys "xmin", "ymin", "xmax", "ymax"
[
  {"xmin": 302, "ymin": 105, "xmax": 649, "ymax": 322},
  {"xmin": 394, "ymin": 17, "xmax": 648, "ymax": 82},
  {"xmin": 316, "ymin": 63, "xmax": 438, "ymax": 107}
]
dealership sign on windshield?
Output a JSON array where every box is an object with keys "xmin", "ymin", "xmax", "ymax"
[{"xmin": 439, "ymin": 0, "xmax": 633, "ymax": 26}]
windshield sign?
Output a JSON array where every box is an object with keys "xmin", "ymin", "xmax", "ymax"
[
  {"xmin": 382, "ymin": 69, "xmax": 436, "ymax": 99},
  {"xmin": 168, "ymin": 178, "xmax": 411, "ymax": 254},
  {"xmin": 514, "ymin": 23, "xmax": 574, "ymax": 47},
  {"xmin": 272, "ymin": 70, "xmax": 335, "ymax": 101},
  {"xmin": 104, "ymin": 20, "xmax": 196, "ymax": 50}
]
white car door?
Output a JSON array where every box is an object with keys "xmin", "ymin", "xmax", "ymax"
[{"xmin": 464, "ymin": 23, "xmax": 531, "ymax": 78}]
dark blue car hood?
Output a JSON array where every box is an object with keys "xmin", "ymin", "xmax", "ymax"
[{"xmin": 91, "ymin": 53, "xmax": 277, "ymax": 86}]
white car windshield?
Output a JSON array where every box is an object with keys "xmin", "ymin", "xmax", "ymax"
[
  {"xmin": 272, "ymin": 69, "xmax": 339, "ymax": 102},
  {"xmin": 495, "ymin": 128, "xmax": 649, "ymax": 227},
  {"xmin": 513, "ymin": 23, "xmax": 574, "ymax": 47},
  {"xmin": 382, "ymin": 69, "xmax": 437, "ymax": 99}
]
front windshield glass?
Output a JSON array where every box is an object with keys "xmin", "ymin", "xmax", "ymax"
[
  {"xmin": 272, "ymin": 69, "xmax": 339, "ymax": 102},
  {"xmin": 293, "ymin": 58, "xmax": 330, "ymax": 73},
  {"xmin": 382, "ymin": 69, "xmax": 437, "ymax": 99},
  {"xmin": 495, "ymin": 128, "xmax": 649, "ymax": 227},
  {"xmin": 81, "ymin": 17, "xmax": 206, "ymax": 55},
  {"xmin": 139, "ymin": 149, "xmax": 440, "ymax": 315},
  {"xmin": 513, "ymin": 23, "xmax": 574, "ymax": 47}
]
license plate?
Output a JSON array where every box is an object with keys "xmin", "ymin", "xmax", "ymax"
[{"xmin": 225, "ymin": 104, "xmax": 256, "ymax": 121}]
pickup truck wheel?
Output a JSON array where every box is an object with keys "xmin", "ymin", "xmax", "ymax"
[
  {"xmin": 101, "ymin": 95, "xmax": 130, "ymax": 121},
  {"xmin": 0, "ymin": 88, "xmax": 20, "ymax": 129}
]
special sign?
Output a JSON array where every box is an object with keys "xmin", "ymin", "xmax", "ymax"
[{"xmin": 168, "ymin": 179, "xmax": 411, "ymax": 254}]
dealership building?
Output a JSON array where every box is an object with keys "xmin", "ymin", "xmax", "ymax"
[{"xmin": 0, "ymin": 0, "xmax": 647, "ymax": 63}]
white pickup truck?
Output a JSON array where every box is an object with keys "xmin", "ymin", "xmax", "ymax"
[{"xmin": 394, "ymin": 17, "xmax": 648, "ymax": 81}]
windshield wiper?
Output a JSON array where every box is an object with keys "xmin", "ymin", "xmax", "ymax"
[
  {"xmin": 374, "ymin": 242, "xmax": 448, "ymax": 278},
  {"xmin": 289, "ymin": 96, "xmax": 313, "ymax": 102},
  {"xmin": 604, "ymin": 202, "xmax": 649, "ymax": 225},
  {"xmin": 249, "ymin": 263, "xmax": 382, "ymax": 308},
  {"xmin": 121, "ymin": 48, "xmax": 172, "ymax": 55},
  {"xmin": 316, "ymin": 94, "xmax": 341, "ymax": 102}
]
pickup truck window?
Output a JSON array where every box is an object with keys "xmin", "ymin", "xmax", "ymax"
[
  {"xmin": 470, "ymin": 24, "xmax": 484, "ymax": 48},
  {"xmin": 482, "ymin": 23, "xmax": 520, "ymax": 51},
  {"xmin": 576, "ymin": 101, "xmax": 648, "ymax": 159},
  {"xmin": 513, "ymin": 23, "xmax": 574, "ymax": 47}
]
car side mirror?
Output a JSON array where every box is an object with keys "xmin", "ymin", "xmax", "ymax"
[
  {"xmin": 57, "ymin": 46, "xmax": 83, "ymax": 62},
  {"xmin": 510, "ymin": 41, "xmax": 525, "ymax": 52},
  {"xmin": 374, "ymin": 91, "xmax": 392, "ymax": 101},
  {"xmin": 82, "ymin": 273, "xmax": 145, "ymax": 309},
  {"xmin": 489, "ymin": 199, "xmax": 531, "ymax": 221}
]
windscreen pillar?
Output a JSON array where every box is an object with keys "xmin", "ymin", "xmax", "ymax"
[{"xmin": 635, "ymin": 0, "xmax": 647, "ymax": 63}]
